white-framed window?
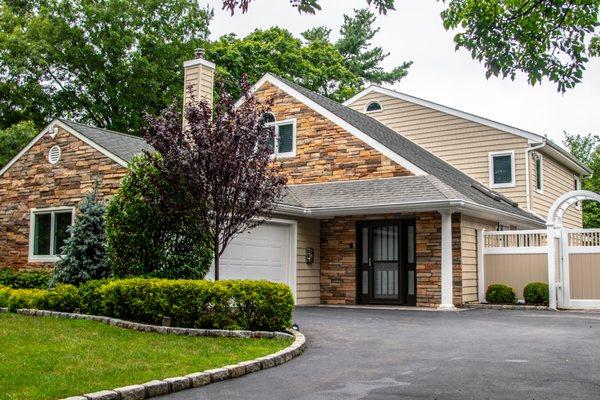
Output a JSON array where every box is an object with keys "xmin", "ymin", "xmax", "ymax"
[
  {"xmin": 29, "ymin": 207, "xmax": 75, "ymax": 262},
  {"xmin": 489, "ymin": 150, "xmax": 516, "ymax": 188},
  {"xmin": 534, "ymin": 153, "xmax": 543, "ymax": 193},
  {"xmin": 574, "ymin": 175, "xmax": 582, "ymax": 209},
  {"xmin": 264, "ymin": 115, "xmax": 296, "ymax": 158},
  {"xmin": 364, "ymin": 101, "xmax": 383, "ymax": 113}
]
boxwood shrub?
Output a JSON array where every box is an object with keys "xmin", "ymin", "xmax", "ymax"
[
  {"xmin": 0, "ymin": 278, "xmax": 293, "ymax": 332},
  {"xmin": 485, "ymin": 284, "xmax": 516, "ymax": 304},
  {"xmin": 0, "ymin": 268, "xmax": 50, "ymax": 289},
  {"xmin": 523, "ymin": 282, "xmax": 549, "ymax": 306}
]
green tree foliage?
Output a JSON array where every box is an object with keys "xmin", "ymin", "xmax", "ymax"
[
  {"xmin": 0, "ymin": 0, "xmax": 212, "ymax": 133},
  {"xmin": 0, "ymin": 121, "xmax": 37, "ymax": 168},
  {"xmin": 440, "ymin": 0, "xmax": 599, "ymax": 93},
  {"xmin": 207, "ymin": 27, "xmax": 361, "ymax": 102},
  {"xmin": 303, "ymin": 9, "xmax": 412, "ymax": 88},
  {"xmin": 208, "ymin": 9, "xmax": 410, "ymax": 102},
  {"xmin": 52, "ymin": 191, "xmax": 110, "ymax": 286},
  {"xmin": 223, "ymin": 0, "xmax": 599, "ymax": 93},
  {"xmin": 564, "ymin": 132, "xmax": 600, "ymax": 228},
  {"xmin": 105, "ymin": 154, "xmax": 213, "ymax": 279}
]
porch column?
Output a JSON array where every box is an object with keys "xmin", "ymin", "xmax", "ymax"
[{"xmin": 439, "ymin": 210, "xmax": 456, "ymax": 310}]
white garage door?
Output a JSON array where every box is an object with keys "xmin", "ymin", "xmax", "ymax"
[{"xmin": 208, "ymin": 222, "xmax": 293, "ymax": 286}]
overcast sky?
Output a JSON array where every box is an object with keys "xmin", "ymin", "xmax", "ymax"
[{"xmin": 204, "ymin": 0, "xmax": 599, "ymax": 146}]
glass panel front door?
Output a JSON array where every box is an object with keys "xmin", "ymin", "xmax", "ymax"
[{"xmin": 357, "ymin": 220, "xmax": 416, "ymax": 305}]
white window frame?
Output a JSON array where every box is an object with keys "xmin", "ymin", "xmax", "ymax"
[
  {"xmin": 266, "ymin": 118, "xmax": 296, "ymax": 158},
  {"xmin": 28, "ymin": 206, "xmax": 75, "ymax": 263},
  {"xmin": 535, "ymin": 154, "xmax": 544, "ymax": 194},
  {"xmin": 364, "ymin": 101, "xmax": 383, "ymax": 113},
  {"xmin": 574, "ymin": 175, "xmax": 582, "ymax": 210},
  {"xmin": 489, "ymin": 150, "xmax": 516, "ymax": 189}
]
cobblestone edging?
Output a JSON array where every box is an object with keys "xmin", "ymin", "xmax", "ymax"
[
  {"xmin": 463, "ymin": 303, "xmax": 550, "ymax": 311},
  {"xmin": 0, "ymin": 308, "xmax": 306, "ymax": 400}
]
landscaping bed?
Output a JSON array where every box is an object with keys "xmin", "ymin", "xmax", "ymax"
[{"xmin": 0, "ymin": 312, "xmax": 293, "ymax": 400}]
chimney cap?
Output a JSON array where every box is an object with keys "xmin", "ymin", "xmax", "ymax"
[{"xmin": 195, "ymin": 48, "xmax": 205, "ymax": 59}]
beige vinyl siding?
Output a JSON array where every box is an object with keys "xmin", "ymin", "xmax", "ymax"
[
  {"xmin": 183, "ymin": 62, "xmax": 214, "ymax": 109},
  {"xmin": 460, "ymin": 216, "xmax": 497, "ymax": 303},
  {"xmin": 348, "ymin": 92, "xmax": 531, "ymax": 208},
  {"xmin": 530, "ymin": 153, "xmax": 583, "ymax": 228},
  {"xmin": 296, "ymin": 217, "xmax": 321, "ymax": 305}
]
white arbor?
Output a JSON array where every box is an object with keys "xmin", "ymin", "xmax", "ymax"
[{"xmin": 546, "ymin": 190, "xmax": 600, "ymax": 309}]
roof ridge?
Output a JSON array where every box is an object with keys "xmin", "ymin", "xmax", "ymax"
[
  {"xmin": 58, "ymin": 118, "xmax": 145, "ymax": 141},
  {"xmin": 424, "ymin": 175, "xmax": 468, "ymax": 201},
  {"xmin": 286, "ymin": 175, "xmax": 426, "ymax": 188}
]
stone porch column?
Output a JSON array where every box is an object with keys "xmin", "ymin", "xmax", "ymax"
[{"xmin": 438, "ymin": 211, "xmax": 456, "ymax": 310}]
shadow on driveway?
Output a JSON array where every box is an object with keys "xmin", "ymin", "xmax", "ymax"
[{"xmin": 159, "ymin": 307, "xmax": 600, "ymax": 399}]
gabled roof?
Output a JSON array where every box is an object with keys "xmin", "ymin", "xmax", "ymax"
[
  {"xmin": 343, "ymin": 85, "xmax": 590, "ymax": 175},
  {"xmin": 244, "ymin": 73, "xmax": 543, "ymax": 225},
  {"xmin": 0, "ymin": 119, "xmax": 151, "ymax": 177},
  {"xmin": 58, "ymin": 119, "xmax": 152, "ymax": 164}
]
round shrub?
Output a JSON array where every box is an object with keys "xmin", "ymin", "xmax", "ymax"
[
  {"xmin": 105, "ymin": 154, "xmax": 213, "ymax": 279},
  {"xmin": 523, "ymin": 282, "xmax": 549, "ymax": 306},
  {"xmin": 485, "ymin": 284, "xmax": 516, "ymax": 304}
]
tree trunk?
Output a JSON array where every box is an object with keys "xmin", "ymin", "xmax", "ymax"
[{"xmin": 214, "ymin": 236, "xmax": 220, "ymax": 281}]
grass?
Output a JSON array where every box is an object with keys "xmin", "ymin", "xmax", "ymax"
[{"xmin": 0, "ymin": 313, "xmax": 292, "ymax": 400}]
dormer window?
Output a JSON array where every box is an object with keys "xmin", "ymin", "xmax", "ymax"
[
  {"xmin": 263, "ymin": 113, "xmax": 296, "ymax": 158},
  {"xmin": 365, "ymin": 101, "xmax": 382, "ymax": 113}
]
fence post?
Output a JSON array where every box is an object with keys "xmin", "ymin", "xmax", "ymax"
[
  {"xmin": 477, "ymin": 229, "xmax": 485, "ymax": 303},
  {"xmin": 547, "ymin": 224, "xmax": 557, "ymax": 310},
  {"xmin": 560, "ymin": 229, "xmax": 570, "ymax": 308}
]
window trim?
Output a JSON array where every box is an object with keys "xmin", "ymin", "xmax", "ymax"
[
  {"xmin": 265, "ymin": 118, "xmax": 297, "ymax": 158},
  {"xmin": 28, "ymin": 206, "xmax": 75, "ymax": 263},
  {"xmin": 489, "ymin": 150, "xmax": 516, "ymax": 189},
  {"xmin": 534, "ymin": 154, "xmax": 544, "ymax": 194},
  {"xmin": 364, "ymin": 101, "xmax": 383, "ymax": 113}
]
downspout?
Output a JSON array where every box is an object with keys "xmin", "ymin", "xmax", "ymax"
[{"xmin": 525, "ymin": 139, "xmax": 547, "ymax": 211}]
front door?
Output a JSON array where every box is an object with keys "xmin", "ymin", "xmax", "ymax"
[{"xmin": 357, "ymin": 220, "xmax": 416, "ymax": 305}]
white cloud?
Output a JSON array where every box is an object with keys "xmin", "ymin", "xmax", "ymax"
[{"xmin": 204, "ymin": 0, "xmax": 600, "ymax": 145}]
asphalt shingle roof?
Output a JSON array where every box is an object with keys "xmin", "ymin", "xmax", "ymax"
[
  {"xmin": 59, "ymin": 119, "xmax": 153, "ymax": 163},
  {"xmin": 282, "ymin": 176, "xmax": 464, "ymax": 209},
  {"xmin": 272, "ymin": 75, "xmax": 542, "ymax": 223}
]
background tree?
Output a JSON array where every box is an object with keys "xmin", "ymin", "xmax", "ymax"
[
  {"xmin": 208, "ymin": 9, "xmax": 410, "ymax": 102},
  {"xmin": 303, "ymin": 8, "xmax": 412, "ymax": 88},
  {"xmin": 564, "ymin": 132, "xmax": 600, "ymax": 228},
  {"xmin": 144, "ymin": 78, "xmax": 287, "ymax": 280},
  {"xmin": 0, "ymin": 121, "xmax": 37, "ymax": 168},
  {"xmin": 222, "ymin": 0, "xmax": 600, "ymax": 93},
  {"xmin": 105, "ymin": 154, "xmax": 213, "ymax": 279},
  {"xmin": 51, "ymin": 190, "xmax": 110, "ymax": 286},
  {"xmin": 0, "ymin": 0, "xmax": 212, "ymax": 134}
]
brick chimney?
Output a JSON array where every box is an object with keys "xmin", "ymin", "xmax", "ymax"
[{"xmin": 183, "ymin": 48, "xmax": 215, "ymax": 111}]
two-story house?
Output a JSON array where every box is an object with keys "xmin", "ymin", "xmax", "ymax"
[{"xmin": 0, "ymin": 53, "xmax": 588, "ymax": 309}]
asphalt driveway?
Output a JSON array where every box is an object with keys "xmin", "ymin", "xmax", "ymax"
[{"xmin": 160, "ymin": 307, "xmax": 600, "ymax": 399}]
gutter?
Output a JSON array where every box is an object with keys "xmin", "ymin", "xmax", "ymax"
[
  {"xmin": 275, "ymin": 198, "xmax": 544, "ymax": 228},
  {"xmin": 524, "ymin": 140, "xmax": 547, "ymax": 212}
]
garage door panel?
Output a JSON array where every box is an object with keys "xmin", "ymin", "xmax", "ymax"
[{"xmin": 207, "ymin": 223, "xmax": 291, "ymax": 285}]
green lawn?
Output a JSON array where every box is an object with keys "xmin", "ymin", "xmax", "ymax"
[{"xmin": 0, "ymin": 313, "xmax": 292, "ymax": 400}]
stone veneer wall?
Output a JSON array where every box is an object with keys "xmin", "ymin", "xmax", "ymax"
[
  {"xmin": 320, "ymin": 212, "xmax": 462, "ymax": 307},
  {"xmin": 256, "ymin": 82, "xmax": 413, "ymax": 184},
  {"xmin": 0, "ymin": 127, "xmax": 126, "ymax": 270}
]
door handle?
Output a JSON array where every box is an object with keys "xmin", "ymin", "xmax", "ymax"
[{"xmin": 369, "ymin": 257, "xmax": 373, "ymax": 268}]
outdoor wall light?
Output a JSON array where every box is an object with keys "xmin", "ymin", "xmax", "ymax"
[{"xmin": 305, "ymin": 247, "xmax": 314, "ymax": 264}]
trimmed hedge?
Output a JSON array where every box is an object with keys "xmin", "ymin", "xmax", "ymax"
[
  {"xmin": 523, "ymin": 282, "xmax": 549, "ymax": 306},
  {"xmin": 0, "ymin": 278, "xmax": 293, "ymax": 331},
  {"xmin": 485, "ymin": 284, "xmax": 516, "ymax": 304},
  {"xmin": 0, "ymin": 268, "xmax": 50, "ymax": 289}
]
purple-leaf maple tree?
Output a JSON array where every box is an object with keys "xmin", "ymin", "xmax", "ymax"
[{"xmin": 144, "ymin": 77, "xmax": 287, "ymax": 280}]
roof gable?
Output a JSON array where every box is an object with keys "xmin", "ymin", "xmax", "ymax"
[{"xmin": 0, "ymin": 119, "xmax": 151, "ymax": 178}]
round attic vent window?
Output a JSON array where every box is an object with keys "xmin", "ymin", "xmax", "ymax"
[{"xmin": 48, "ymin": 145, "xmax": 61, "ymax": 164}]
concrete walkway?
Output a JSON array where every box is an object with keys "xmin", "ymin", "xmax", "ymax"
[{"xmin": 159, "ymin": 306, "xmax": 600, "ymax": 399}]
